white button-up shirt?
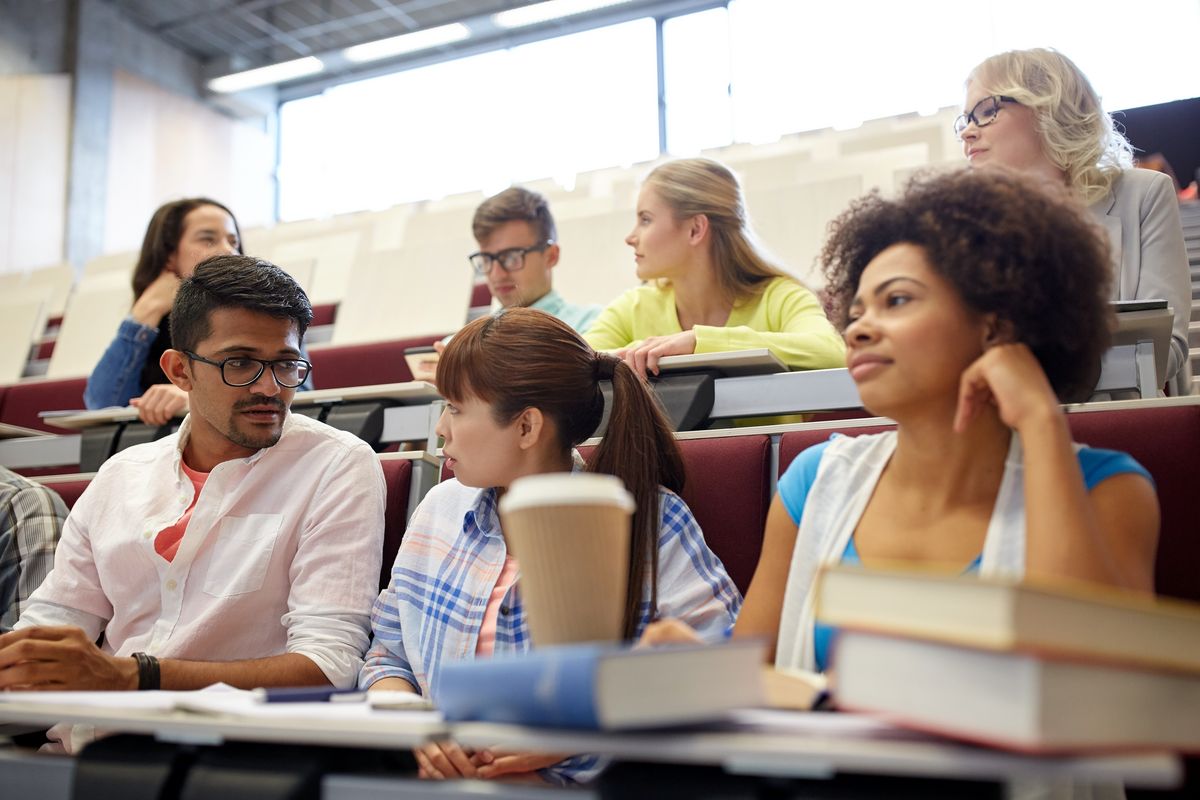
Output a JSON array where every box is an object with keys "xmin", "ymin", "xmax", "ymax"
[{"xmin": 18, "ymin": 412, "xmax": 385, "ymax": 688}]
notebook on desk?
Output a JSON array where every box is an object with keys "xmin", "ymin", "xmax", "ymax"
[{"xmin": 653, "ymin": 349, "xmax": 787, "ymax": 378}]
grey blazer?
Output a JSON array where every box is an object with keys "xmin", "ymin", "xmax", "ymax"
[{"xmin": 1089, "ymin": 168, "xmax": 1192, "ymax": 395}]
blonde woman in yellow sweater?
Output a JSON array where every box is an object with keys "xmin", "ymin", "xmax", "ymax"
[{"xmin": 584, "ymin": 158, "xmax": 845, "ymax": 376}]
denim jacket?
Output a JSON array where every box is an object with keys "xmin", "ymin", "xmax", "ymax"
[{"xmin": 84, "ymin": 317, "xmax": 313, "ymax": 409}]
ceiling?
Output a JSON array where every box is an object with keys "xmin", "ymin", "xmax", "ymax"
[
  {"xmin": 113, "ymin": 0, "xmax": 538, "ymax": 66},
  {"xmin": 111, "ymin": 0, "xmax": 719, "ymax": 96}
]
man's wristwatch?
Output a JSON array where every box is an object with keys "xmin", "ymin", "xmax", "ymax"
[{"xmin": 132, "ymin": 651, "xmax": 160, "ymax": 691}]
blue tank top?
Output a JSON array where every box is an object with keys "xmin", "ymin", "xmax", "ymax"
[{"xmin": 782, "ymin": 438, "xmax": 1154, "ymax": 673}]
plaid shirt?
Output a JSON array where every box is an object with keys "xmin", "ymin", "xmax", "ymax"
[
  {"xmin": 0, "ymin": 467, "xmax": 68, "ymax": 632},
  {"xmin": 361, "ymin": 477, "xmax": 742, "ymax": 783}
]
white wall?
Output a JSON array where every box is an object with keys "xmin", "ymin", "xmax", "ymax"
[
  {"xmin": 0, "ymin": 74, "xmax": 70, "ymax": 273},
  {"xmin": 103, "ymin": 70, "xmax": 275, "ymax": 255}
]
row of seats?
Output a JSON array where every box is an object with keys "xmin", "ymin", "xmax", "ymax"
[{"xmin": 36, "ymin": 398, "xmax": 1200, "ymax": 604}]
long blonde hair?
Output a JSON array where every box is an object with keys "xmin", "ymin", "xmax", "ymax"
[
  {"xmin": 969, "ymin": 49, "xmax": 1133, "ymax": 205},
  {"xmin": 642, "ymin": 158, "xmax": 789, "ymax": 305}
]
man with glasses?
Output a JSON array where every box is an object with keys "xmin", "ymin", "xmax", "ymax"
[
  {"xmin": 0, "ymin": 256, "xmax": 383, "ymax": 746},
  {"xmin": 467, "ymin": 187, "xmax": 600, "ymax": 329},
  {"xmin": 414, "ymin": 187, "xmax": 601, "ymax": 382}
]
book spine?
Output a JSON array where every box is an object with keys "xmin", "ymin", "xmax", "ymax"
[{"xmin": 437, "ymin": 646, "xmax": 603, "ymax": 729}]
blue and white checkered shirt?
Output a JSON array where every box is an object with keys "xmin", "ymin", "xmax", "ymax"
[{"xmin": 361, "ymin": 476, "xmax": 742, "ymax": 783}]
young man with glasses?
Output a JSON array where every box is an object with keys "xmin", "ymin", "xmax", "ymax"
[
  {"xmin": 0, "ymin": 255, "xmax": 384, "ymax": 748},
  {"xmin": 468, "ymin": 187, "xmax": 600, "ymax": 329},
  {"xmin": 413, "ymin": 188, "xmax": 601, "ymax": 382}
]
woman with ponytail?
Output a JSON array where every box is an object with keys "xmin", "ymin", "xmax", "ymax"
[{"xmin": 360, "ymin": 307, "xmax": 740, "ymax": 785}]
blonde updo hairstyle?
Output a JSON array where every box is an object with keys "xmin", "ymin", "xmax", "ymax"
[
  {"xmin": 642, "ymin": 158, "xmax": 789, "ymax": 305},
  {"xmin": 969, "ymin": 48, "xmax": 1134, "ymax": 205}
]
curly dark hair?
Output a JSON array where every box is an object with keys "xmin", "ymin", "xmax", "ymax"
[{"xmin": 820, "ymin": 168, "xmax": 1113, "ymax": 402}]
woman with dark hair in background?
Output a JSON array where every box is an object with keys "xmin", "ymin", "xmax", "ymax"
[
  {"xmin": 84, "ymin": 198, "xmax": 242, "ymax": 424},
  {"xmin": 361, "ymin": 307, "xmax": 740, "ymax": 785}
]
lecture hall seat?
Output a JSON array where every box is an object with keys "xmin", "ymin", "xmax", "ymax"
[
  {"xmin": 379, "ymin": 456, "xmax": 413, "ymax": 592},
  {"xmin": 1067, "ymin": 404, "xmax": 1200, "ymax": 604},
  {"xmin": 0, "ymin": 377, "xmax": 87, "ymax": 433},
  {"xmin": 307, "ymin": 334, "xmax": 445, "ymax": 390},
  {"xmin": 579, "ymin": 435, "xmax": 773, "ymax": 594}
]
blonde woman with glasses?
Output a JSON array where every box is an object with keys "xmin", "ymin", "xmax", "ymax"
[{"xmin": 958, "ymin": 48, "xmax": 1192, "ymax": 395}]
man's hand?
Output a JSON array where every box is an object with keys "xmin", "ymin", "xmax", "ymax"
[
  {"xmin": 130, "ymin": 383, "xmax": 189, "ymax": 426},
  {"xmin": 0, "ymin": 626, "xmax": 138, "ymax": 691}
]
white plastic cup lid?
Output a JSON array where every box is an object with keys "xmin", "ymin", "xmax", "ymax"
[{"xmin": 499, "ymin": 473, "xmax": 635, "ymax": 515}]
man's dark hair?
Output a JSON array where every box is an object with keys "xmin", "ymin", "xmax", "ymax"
[
  {"xmin": 472, "ymin": 186, "xmax": 557, "ymax": 245},
  {"xmin": 821, "ymin": 167, "xmax": 1113, "ymax": 403},
  {"xmin": 170, "ymin": 255, "xmax": 313, "ymax": 353}
]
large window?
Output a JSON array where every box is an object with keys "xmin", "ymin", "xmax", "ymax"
[
  {"xmin": 279, "ymin": 1, "xmax": 1200, "ymax": 219},
  {"xmin": 278, "ymin": 19, "xmax": 659, "ymax": 221}
]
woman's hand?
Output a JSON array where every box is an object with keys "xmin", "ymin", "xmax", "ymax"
[
  {"xmin": 130, "ymin": 271, "xmax": 182, "ymax": 328},
  {"xmin": 130, "ymin": 383, "xmax": 189, "ymax": 426},
  {"xmin": 635, "ymin": 618, "xmax": 704, "ymax": 648},
  {"xmin": 413, "ymin": 739, "xmax": 479, "ymax": 779},
  {"xmin": 615, "ymin": 331, "xmax": 697, "ymax": 376},
  {"xmin": 953, "ymin": 343, "xmax": 1061, "ymax": 434},
  {"xmin": 473, "ymin": 748, "xmax": 568, "ymax": 780}
]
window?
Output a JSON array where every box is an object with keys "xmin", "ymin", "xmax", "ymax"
[{"xmin": 277, "ymin": 19, "xmax": 658, "ymax": 220}]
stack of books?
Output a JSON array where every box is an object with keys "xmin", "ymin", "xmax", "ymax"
[{"xmin": 816, "ymin": 565, "xmax": 1200, "ymax": 753}]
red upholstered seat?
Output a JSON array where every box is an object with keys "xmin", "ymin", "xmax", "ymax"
[
  {"xmin": 579, "ymin": 436, "xmax": 772, "ymax": 594},
  {"xmin": 0, "ymin": 377, "xmax": 88, "ymax": 433},
  {"xmin": 379, "ymin": 457, "xmax": 413, "ymax": 592},
  {"xmin": 35, "ymin": 339, "xmax": 55, "ymax": 360},
  {"xmin": 676, "ymin": 436, "xmax": 772, "ymax": 594},
  {"xmin": 307, "ymin": 335, "xmax": 446, "ymax": 390},
  {"xmin": 470, "ymin": 282, "xmax": 491, "ymax": 309},
  {"xmin": 310, "ymin": 303, "xmax": 338, "ymax": 328},
  {"xmin": 38, "ymin": 477, "xmax": 91, "ymax": 509},
  {"xmin": 1067, "ymin": 404, "xmax": 1200, "ymax": 603}
]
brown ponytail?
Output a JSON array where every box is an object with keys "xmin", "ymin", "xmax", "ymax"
[
  {"xmin": 590, "ymin": 356, "xmax": 684, "ymax": 637},
  {"xmin": 439, "ymin": 308, "xmax": 685, "ymax": 639}
]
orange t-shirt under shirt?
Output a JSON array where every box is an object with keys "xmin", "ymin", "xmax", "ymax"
[
  {"xmin": 154, "ymin": 462, "xmax": 209, "ymax": 562},
  {"xmin": 475, "ymin": 555, "xmax": 520, "ymax": 656}
]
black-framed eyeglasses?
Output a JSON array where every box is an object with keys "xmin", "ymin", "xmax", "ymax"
[
  {"xmin": 184, "ymin": 351, "xmax": 312, "ymax": 388},
  {"xmin": 467, "ymin": 241, "xmax": 553, "ymax": 276},
  {"xmin": 953, "ymin": 95, "xmax": 1017, "ymax": 139}
]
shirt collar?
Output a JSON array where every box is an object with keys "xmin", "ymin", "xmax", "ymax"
[
  {"xmin": 170, "ymin": 410, "xmax": 295, "ymax": 474},
  {"xmin": 529, "ymin": 289, "xmax": 565, "ymax": 316},
  {"xmin": 462, "ymin": 456, "xmax": 588, "ymax": 538}
]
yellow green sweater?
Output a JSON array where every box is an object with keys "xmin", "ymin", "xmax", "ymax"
[{"xmin": 583, "ymin": 276, "xmax": 846, "ymax": 370}]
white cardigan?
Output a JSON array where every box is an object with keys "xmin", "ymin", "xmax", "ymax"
[{"xmin": 773, "ymin": 430, "xmax": 1030, "ymax": 673}]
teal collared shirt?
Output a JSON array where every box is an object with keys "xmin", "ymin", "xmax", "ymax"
[{"xmin": 527, "ymin": 289, "xmax": 602, "ymax": 334}]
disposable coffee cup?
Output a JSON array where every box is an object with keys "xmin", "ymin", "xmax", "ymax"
[{"xmin": 499, "ymin": 473, "xmax": 635, "ymax": 646}]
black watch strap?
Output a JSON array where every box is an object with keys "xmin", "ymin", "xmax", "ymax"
[{"xmin": 132, "ymin": 651, "xmax": 160, "ymax": 691}]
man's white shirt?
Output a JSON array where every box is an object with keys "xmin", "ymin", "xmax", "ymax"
[{"xmin": 18, "ymin": 412, "xmax": 385, "ymax": 688}]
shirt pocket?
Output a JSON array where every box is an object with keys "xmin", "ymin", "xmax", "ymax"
[{"xmin": 202, "ymin": 514, "xmax": 283, "ymax": 598}]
